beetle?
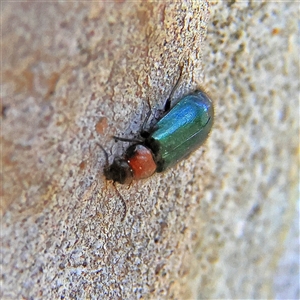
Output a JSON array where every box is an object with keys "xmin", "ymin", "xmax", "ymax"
[{"xmin": 101, "ymin": 70, "xmax": 214, "ymax": 185}]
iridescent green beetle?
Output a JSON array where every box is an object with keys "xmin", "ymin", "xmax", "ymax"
[{"xmin": 103, "ymin": 87, "xmax": 214, "ymax": 184}]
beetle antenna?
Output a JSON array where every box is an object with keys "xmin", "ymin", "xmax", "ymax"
[
  {"xmin": 97, "ymin": 143, "xmax": 127, "ymax": 221},
  {"xmin": 96, "ymin": 143, "xmax": 109, "ymax": 167},
  {"xmin": 113, "ymin": 182, "xmax": 127, "ymax": 222}
]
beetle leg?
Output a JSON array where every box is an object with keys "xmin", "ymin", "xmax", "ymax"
[
  {"xmin": 164, "ymin": 63, "xmax": 184, "ymax": 112},
  {"xmin": 112, "ymin": 136, "xmax": 143, "ymax": 143},
  {"xmin": 140, "ymin": 97, "xmax": 152, "ymax": 138}
]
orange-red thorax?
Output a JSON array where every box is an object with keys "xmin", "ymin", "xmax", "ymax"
[{"xmin": 127, "ymin": 145, "xmax": 156, "ymax": 180}]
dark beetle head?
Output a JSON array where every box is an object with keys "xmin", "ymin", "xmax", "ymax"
[{"xmin": 103, "ymin": 157, "xmax": 133, "ymax": 184}]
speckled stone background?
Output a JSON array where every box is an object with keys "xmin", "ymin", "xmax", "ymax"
[{"xmin": 1, "ymin": 1, "xmax": 299, "ymax": 299}]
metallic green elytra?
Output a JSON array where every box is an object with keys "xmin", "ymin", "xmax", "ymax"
[{"xmin": 146, "ymin": 91, "xmax": 214, "ymax": 172}]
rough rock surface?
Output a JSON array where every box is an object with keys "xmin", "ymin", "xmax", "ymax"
[{"xmin": 1, "ymin": 1, "xmax": 298, "ymax": 299}]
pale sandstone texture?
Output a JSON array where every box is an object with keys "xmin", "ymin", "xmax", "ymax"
[{"xmin": 1, "ymin": 1, "xmax": 298, "ymax": 299}]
